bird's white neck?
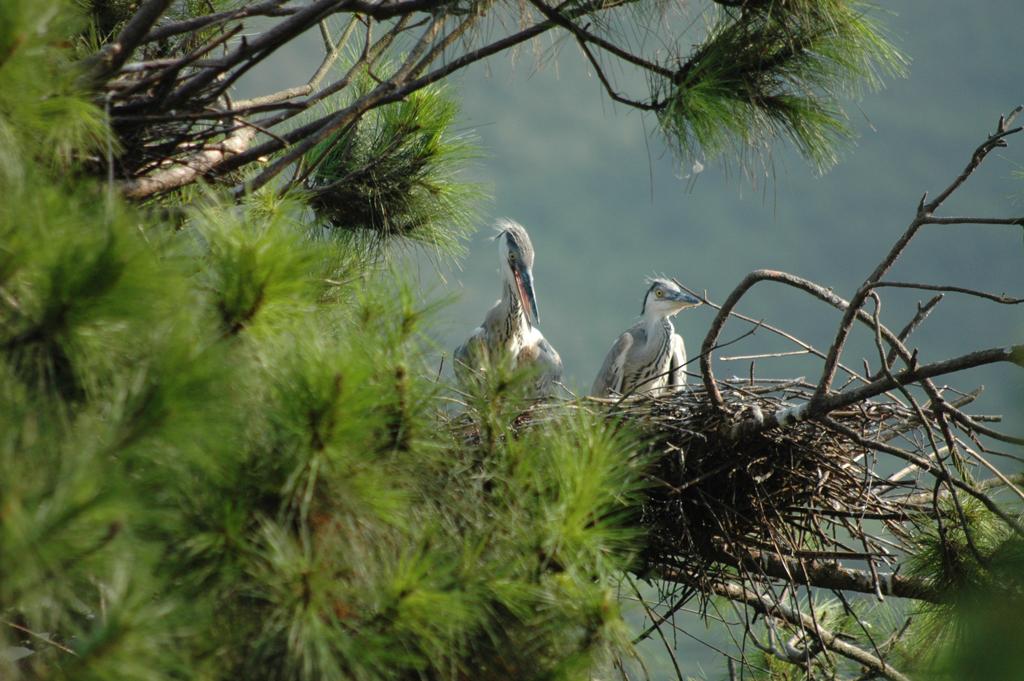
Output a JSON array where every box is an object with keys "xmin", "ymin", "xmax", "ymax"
[
  {"xmin": 642, "ymin": 312, "xmax": 674, "ymax": 338},
  {"xmin": 482, "ymin": 278, "xmax": 531, "ymax": 351},
  {"xmin": 501, "ymin": 279, "xmax": 530, "ymax": 325}
]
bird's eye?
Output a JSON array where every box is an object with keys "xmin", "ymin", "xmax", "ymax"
[
  {"xmin": 509, "ymin": 252, "xmax": 517, "ymax": 261},
  {"xmin": 655, "ymin": 289, "xmax": 664, "ymax": 298}
]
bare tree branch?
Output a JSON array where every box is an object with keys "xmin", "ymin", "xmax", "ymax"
[
  {"xmin": 822, "ymin": 418, "xmax": 1024, "ymax": 537},
  {"xmin": 659, "ymin": 546, "xmax": 940, "ymax": 602},
  {"xmin": 755, "ymin": 345, "xmax": 1023, "ymax": 432},
  {"xmin": 871, "ymin": 281, "xmax": 1023, "ymax": 305},
  {"xmin": 874, "ymin": 294, "xmax": 942, "ymax": 379},
  {"xmin": 677, "ymin": 284, "xmax": 870, "ymax": 385},
  {"xmin": 525, "ymin": 0, "xmax": 674, "ymax": 79},
  {"xmin": 164, "ymin": 0, "xmax": 353, "ymax": 108},
  {"xmin": 575, "ymin": 39, "xmax": 664, "ymax": 111},
  {"xmin": 141, "ymin": 1, "xmax": 294, "ymax": 44},
  {"xmin": 868, "ymin": 293, "xmax": 988, "ymax": 566},
  {"xmin": 923, "ymin": 105, "xmax": 1023, "ymax": 213},
  {"xmin": 897, "ymin": 473, "xmax": 1024, "ymax": 507},
  {"xmin": 120, "ymin": 126, "xmax": 257, "ymax": 199},
  {"xmin": 945, "ymin": 409, "xmax": 1024, "ymax": 446},
  {"xmin": 714, "ymin": 582, "xmax": 912, "ymax": 681},
  {"xmin": 224, "ymin": 0, "xmax": 628, "ymax": 195},
  {"xmin": 86, "ymin": 0, "xmax": 176, "ymax": 82},
  {"xmin": 923, "ymin": 216, "xmax": 1024, "ymax": 226},
  {"xmin": 812, "ymin": 109, "xmax": 1024, "ymax": 402},
  {"xmin": 699, "ymin": 268, "xmax": 917, "ymax": 412},
  {"xmin": 232, "ymin": 17, "xmax": 356, "ymax": 109}
]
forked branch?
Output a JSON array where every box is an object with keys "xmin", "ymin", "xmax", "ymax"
[
  {"xmin": 811, "ymin": 108, "xmax": 1023, "ymax": 401},
  {"xmin": 701, "ymin": 109, "xmax": 1024, "ymax": 439}
]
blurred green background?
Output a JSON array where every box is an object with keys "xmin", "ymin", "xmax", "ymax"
[{"xmin": 239, "ymin": 1, "xmax": 1023, "ymax": 676}]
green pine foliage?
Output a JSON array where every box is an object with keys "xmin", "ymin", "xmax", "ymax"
[
  {"xmin": 305, "ymin": 74, "xmax": 482, "ymax": 258},
  {"xmin": 657, "ymin": 0, "xmax": 907, "ymax": 172},
  {"xmin": 1, "ymin": 2, "xmax": 647, "ymax": 679},
  {"xmin": 0, "ymin": 0, "xmax": 109, "ymax": 180},
  {"xmin": 942, "ymin": 534, "xmax": 1024, "ymax": 679},
  {"xmin": 898, "ymin": 498, "xmax": 1024, "ymax": 676}
]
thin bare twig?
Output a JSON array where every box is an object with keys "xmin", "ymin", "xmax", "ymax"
[
  {"xmin": 871, "ymin": 281, "xmax": 1023, "ymax": 305},
  {"xmin": 923, "ymin": 216, "xmax": 1024, "ymax": 226},
  {"xmin": 923, "ymin": 106, "xmax": 1023, "ymax": 212},
  {"xmin": 873, "ymin": 294, "xmax": 942, "ymax": 380},
  {"xmin": 525, "ymin": 0, "xmax": 674, "ymax": 79},
  {"xmin": 822, "ymin": 419, "xmax": 1024, "ymax": 537},
  {"xmin": 232, "ymin": 17, "xmax": 356, "ymax": 109},
  {"xmin": 2, "ymin": 619, "xmax": 79, "ymax": 657},
  {"xmin": 868, "ymin": 293, "xmax": 987, "ymax": 565},
  {"xmin": 87, "ymin": 0, "xmax": 176, "ymax": 82},
  {"xmin": 627, "ymin": 577, "xmax": 685, "ymax": 681}
]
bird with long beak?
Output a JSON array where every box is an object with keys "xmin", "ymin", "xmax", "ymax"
[
  {"xmin": 590, "ymin": 277, "xmax": 702, "ymax": 397},
  {"xmin": 454, "ymin": 219, "xmax": 563, "ymax": 396}
]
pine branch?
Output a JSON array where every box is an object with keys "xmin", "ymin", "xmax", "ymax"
[
  {"xmin": 659, "ymin": 547, "xmax": 941, "ymax": 603},
  {"xmin": 120, "ymin": 125, "xmax": 257, "ymax": 198}
]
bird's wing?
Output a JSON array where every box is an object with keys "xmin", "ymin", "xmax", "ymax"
[
  {"xmin": 668, "ymin": 332, "xmax": 688, "ymax": 387},
  {"xmin": 453, "ymin": 327, "xmax": 486, "ymax": 383},
  {"xmin": 532, "ymin": 332, "xmax": 564, "ymax": 397},
  {"xmin": 590, "ymin": 331, "xmax": 635, "ymax": 397}
]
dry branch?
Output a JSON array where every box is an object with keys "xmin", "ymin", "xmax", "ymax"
[
  {"xmin": 714, "ymin": 583, "xmax": 912, "ymax": 681},
  {"xmin": 661, "ymin": 547, "xmax": 940, "ymax": 602},
  {"xmin": 812, "ymin": 107, "xmax": 1023, "ymax": 402},
  {"xmin": 85, "ymin": 0, "xmax": 175, "ymax": 83},
  {"xmin": 120, "ymin": 126, "xmax": 257, "ymax": 199}
]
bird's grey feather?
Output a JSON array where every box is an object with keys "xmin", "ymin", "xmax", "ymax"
[
  {"xmin": 668, "ymin": 333, "xmax": 687, "ymax": 387},
  {"xmin": 531, "ymin": 336, "xmax": 563, "ymax": 396},
  {"xmin": 591, "ymin": 319, "xmax": 680, "ymax": 397},
  {"xmin": 619, "ymin": 319, "xmax": 674, "ymax": 396},
  {"xmin": 590, "ymin": 330, "xmax": 635, "ymax": 397},
  {"xmin": 453, "ymin": 327, "xmax": 485, "ymax": 381},
  {"xmin": 591, "ymin": 277, "xmax": 700, "ymax": 397}
]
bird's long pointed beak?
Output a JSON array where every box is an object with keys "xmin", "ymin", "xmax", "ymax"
[
  {"xmin": 672, "ymin": 290, "xmax": 702, "ymax": 308},
  {"xmin": 513, "ymin": 266, "xmax": 540, "ymax": 324}
]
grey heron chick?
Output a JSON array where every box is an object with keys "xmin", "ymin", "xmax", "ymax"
[
  {"xmin": 454, "ymin": 219, "xmax": 563, "ymax": 396},
  {"xmin": 590, "ymin": 278, "xmax": 702, "ymax": 397}
]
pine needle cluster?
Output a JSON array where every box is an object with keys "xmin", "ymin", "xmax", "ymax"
[
  {"xmin": 306, "ymin": 77, "xmax": 481, "ymax": 256},
  {"xmin": 657, "ymin": 0, "xmax": 906, "ymax": 172},
  {"xmin": 899, "ymin": 498, "xmax": 1024, "ymax": 676}
]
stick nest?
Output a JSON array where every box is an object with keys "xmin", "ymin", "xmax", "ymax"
[{"xmin": 600, "ymin": 378, "xmax": 922, "ymax": 589}]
